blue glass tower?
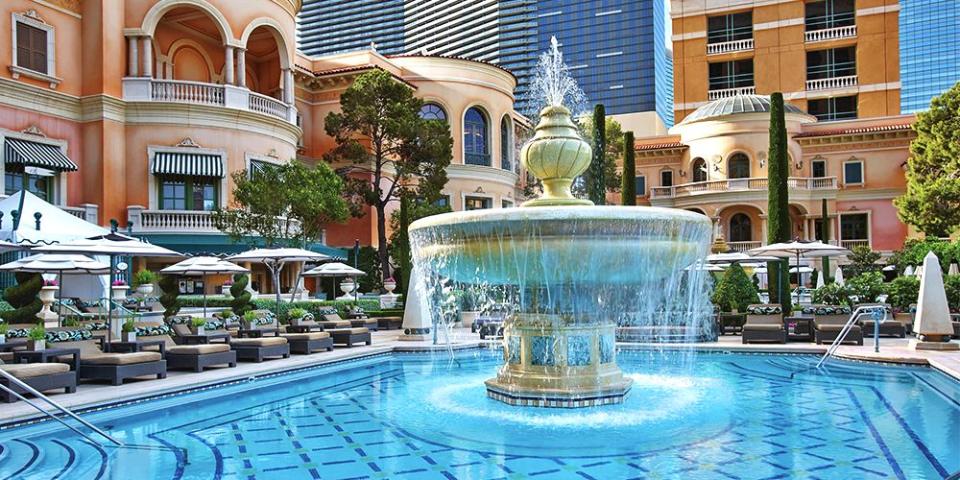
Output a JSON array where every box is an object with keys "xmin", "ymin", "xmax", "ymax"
[
  {"xmin": 298, "ymin": 0, "xmax": 405, "ymax": 56},
  {"xmin": 899, "ymin": 0, "xmax": 960, "ymax": 113}
]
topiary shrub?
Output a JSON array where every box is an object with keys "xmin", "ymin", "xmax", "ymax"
[
  {"xmin": 884, "ymin": 276, "xmax": 920, "ymax": 311},
  {"xmin": 945, "ymin": 274, "xmax": 960, "ymax": 312},
  {"xmin": 846, "ymin": 272, "xmax": 885, "ymax": 304},
  {"xmin": 711, "ymin": 264, "xmax": 759, "ymax": 312},
  {"xmin": 0, "ymin": 272, "xmax": 42, "ymax": 324},
  {"xmin": 158, "ymin": 275, "xmax": 181, "ymax": 318},
  {"xmin": 230, "ymin": 273, "xmax": 254, "ymax": 315},
  {"xmin": 813, "ymin": 282, "xmax": 850, "ymax": 306}
]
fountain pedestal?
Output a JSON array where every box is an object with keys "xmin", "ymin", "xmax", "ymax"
[{"xmin": 485, "ymin": 314, "xmax": 632, "ymax": 407}]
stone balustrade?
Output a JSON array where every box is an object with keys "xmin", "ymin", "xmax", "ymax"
[
  {"xmin": 707, "ymin": 38, "xmax": 754, "ymax": 55},
  {"xmin": 650, "ymin": 176, "xmax": 838, "ymax": 199},
  {"xmin": 126, "ymin": 206, "xmax": 301, "ymax": 234},
  {"xmin": 708, "ymin": 86, "xmax": 756, "ymax": 101},
  {"xmin": 805, "ymin": 25, "xmax": 856, "ymax": 43},
  {"xmin": 122, "ymin": 78, "xmax": 296, "ymax": 124},
  {"xmin": 805, "ymin": 75, "xmax": 858, "ymax": 92}
]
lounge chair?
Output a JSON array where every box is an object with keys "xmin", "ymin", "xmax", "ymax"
[
  {"xmin": 167, "ymin": 315, "xmax": 235, "ymax": 340},
  {"xmin": 0, "ymin": 323, "xmax": 34, "ymax": 362},
  {"xmin": 327, "ymin": 327, "xmax": 371, "ymax": 347},
  {"xmin": 952, "ymin": 313, "xmax": 960, "ymax": 339},
  {"xmin": 894, "ymin": 309, "xmax": 914, "ymax": 335},
  {"xmin": 376, "ymin": 316, "xmax": 403, "ymax": 330},
  {"xmin": 320, "ymin": 313, "xmax": 353, "ymax": 330},
  {"xmin": 857, "ymin": 304, "xmax": 905, "ymax": 338},
  {"xmin": 812, "ymin": 305, "xmax": 862, "ymax": 345},
  {"xmin": 0, "ymin": 361, "xmax": 77, "ymax": 403},
  {"xmin": 229, "ymin": 337, "xmax": 290, "ymax": 362},
  {"xmin": 280, "ymin": 331, "xmax": 333, "ymax": 354},
  {"xmin": 741, "ymin": 304, "xmax": 786, "ymax": 344},
  {"xmin": 50, "ymin": 329, "xmax": 166, "ymax": 385},
  {"xmin": 135, "ymin": 322, "xmax": 236, "ymax": 372},
  {"xmin": 350, "ymin": 317, "xmax": 378, "ymax": 331}
]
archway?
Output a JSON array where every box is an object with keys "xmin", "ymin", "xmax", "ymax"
[
  {"xmin": 727, "ymin": 152, "xmax": 750, "ymax": 179},
  {"xmin": 729, "ymin": 213, "xmax": 752, "ymax": 242},
  {"xmin": 464, "ymin": 106, "xmax": 490, "ymax": 166},
  {"xmin": 692, "ymin": 157, "xmax": 707, "ymax": 182},
  {"xmin": 151, "ymin": 4, "xmax": 228, "ymax": 83}
]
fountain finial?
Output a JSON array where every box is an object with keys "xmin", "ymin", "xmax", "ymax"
[{"xmin": 521, "ymin": 105, "xmax": 593, "ymax": 206}]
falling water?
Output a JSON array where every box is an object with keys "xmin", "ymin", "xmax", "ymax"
[{"xmin": 522, "ymin": 36, "xmax": 588, "ymax": 118}]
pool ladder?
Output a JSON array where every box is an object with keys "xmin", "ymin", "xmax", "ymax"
[
  {"xmin": 0, "ymin": 369, "xmax": 123, "ymax": 447},
  {"xmin": 816, "ymin": 305, "xmax": 889, "ymax": 369}
]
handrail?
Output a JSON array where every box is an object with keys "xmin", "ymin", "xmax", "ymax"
[
  {"xmin": 816, "ymin": 305, "xmax": 888, "ymax": 368},
  {"xmin": 0, "ymin": 369, "xmax": 123, "ymax": 446}
]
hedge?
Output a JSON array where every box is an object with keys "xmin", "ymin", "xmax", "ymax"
[{"xmin": 177, "ymin": 295, "xmax": 381, "ymax": 321}]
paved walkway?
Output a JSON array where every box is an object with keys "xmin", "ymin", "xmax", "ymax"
[{"xmin": 2, "ymin": 329, "xmax": 958, "ymax": 426}]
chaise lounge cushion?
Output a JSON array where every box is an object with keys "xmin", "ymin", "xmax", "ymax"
[
  {"xmin": 327, "ymin": 327, "xmax": 370, "ymax": 334},
  {"xmin": 167, "ymin": 344, "xmax": 231, "ymax": 355},
  {"xmin": 230, "ymin": 337, "xmax": 288, "ymax": 347},
  {"xmin": 82, "ymin": 351, "xmax": 162, "ymax": 365},
  {"xmin": 0, "ymin": 363, "xmax": 71, "ymax": 379},
  {"xmin": 743, "ymin": 324, "xmax": 783, "ymax": 331},
  {"xmin": 280, "ymin": 332, "xmax": 330, "ymax": 341}
]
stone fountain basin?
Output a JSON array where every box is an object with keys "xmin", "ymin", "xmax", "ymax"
[{"xmin": 409, "ymin": 206, "xmax": 712, "ymax": 285}]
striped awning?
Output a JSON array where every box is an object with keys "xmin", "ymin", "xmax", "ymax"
[
  {"xmin": 151, "ymin": 151, "xmax": 224, "ymax": 177},
  {"xmin": 4, "ymin": 138, "xmax": 78, "ymax": 172}
]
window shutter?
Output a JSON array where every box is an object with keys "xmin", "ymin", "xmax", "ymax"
[
  {"xmin": 31, "ymin": 26, "xmax": 47, "ymax": 73},
  {"xmin": 15, "ymin": 21, "xmax": 47, "ymax": 73}
]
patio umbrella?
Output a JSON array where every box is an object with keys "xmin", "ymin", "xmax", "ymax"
[
  {"xmin": 161, "ymin": 256, "xmax": 248, "ymax": 318},
  {"xmin": 904, "ymin": 265, "xmax": 914, "ymax": 276},
  {"xmin": 228, "ymin": 248, "xmax": 330, "ymax": 313},
  {"xmin": 816, "ymin": 269, "xmax": 825, "ymax": 289},
  {"xmin": 915, "ymin": 265, "xmax": 924, "ymax": 278},
  {"xmin": 303, "ymin": 262, "xmax": 366, "ymax": 300},
  {"xmin": 0, "ymin": 254, "xmax": 111, "ymax": 326},
  {"xmin": 35, "ymin": 233, "xmax": 182, "ymax": 339},
  {"xmin": 834, "ymin": 266, "xmax": 845, "ymax": 287},
  {"xmin": 706, "ymin": 252, "xmax": 780, "ymax": 264},
  {"xmin": 749, "ymin": 240, "xmax": 850, "ymax": 300},
  {"xmin": 684, "ymin": 262, "xmax": 724, "ymax": 272}
]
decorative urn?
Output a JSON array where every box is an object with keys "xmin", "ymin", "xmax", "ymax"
[{"xmin": 520, "ymin": 105, "xmax": 593, "ymax": 207}]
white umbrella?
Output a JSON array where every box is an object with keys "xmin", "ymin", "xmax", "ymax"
[
  {"xmin": 904, "ymin": 265, "xmax": 915, "ymax": 276},
  {"xmin": 834, "ymin": 266, "xmax": 845, "ymax": 286},
  {"xmin": 915, "ymin": 265, "xmax": 924, "ymax": 278},
  {"xmin": 0, "ymin": 239, "xmax": 25, "ymax": 253},
  {"xmin": 706, "ymin": 252, "xmax": 780, "ymax": 264},
  {"xmin": 303, "ymin": 262, "xmax": 367, "ymax": 300},
  {"xmin": 816, "ymin": 269, "xmax": 825, "ymax": 289},
  {"xmin": 161, "ymin": 256, "xmax": 248, "ymax": 318},
  {"xmin": 228, "ymin": 247, "xmax": 330, "ymax": 312},
  {"xmin": 882, "ymin": 265, "xmax": 897, "ymax": 272},
  {"xmin": 949, "ymin": 263, "xmax": 959, "ymax": 276},
  {"xmin": 0, "ymin": 253, "xmax": 111, "ymax": 325},
  {"xmin": 750, "ymin": 240, "xmax": 850, "ymax": 299}
]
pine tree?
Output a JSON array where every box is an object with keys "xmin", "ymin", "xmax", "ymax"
[
  {"xmin": 588, "ymin": 104, "xmax": 607, "ymax": 205},
  {"xmin": 766, "ymin": 93, "xmax": 791, "ymax": 312},
  {"xmin": 621, "ymin": 131, "xmax": 636, "ymax": 206}
]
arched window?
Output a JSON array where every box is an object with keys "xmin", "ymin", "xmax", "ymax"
[
  {"xmin": 692, "ymin": 157, "xmax": 707, "ymax": 182},
  {"xmin": 419, "ymin": 103, "xmax": 446, "ymax": 121},
  {"xmin": 728, "ymin": 153, "xmax": 750, "ymax": 179},
  {"xmin": 500, "ymin": 116, "xmax": 512, "ymax": 171},
  {"xmin": 464, "ymin": 107, "xmax": 490, "ymax": 166},
  {"xmin": 729, "ymin": 213, "xmax": 752, "ymax": 242}
]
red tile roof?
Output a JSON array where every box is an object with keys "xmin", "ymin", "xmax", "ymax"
[
  {"xmin": 387, "ymin": 53, "xmax": 517, "ymax": 79},
  {"xmin": 794, "ymin": 123, "xmax": 913, "ymax": 138},
  {"xmin": 312, "ymin": 64, "xmax": 376, "ymax": 76},
  {"xmin": 634, "ymin": 142, "xmax": 687, "ymax": 151}
]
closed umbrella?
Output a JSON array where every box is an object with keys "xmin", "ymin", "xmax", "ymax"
[
  {"xmin": 228, "ymin": 248, "xmax": 330, "ymax": 314},
  {"xmin": 303, "ymin": 262, "xmax": 366, "ymax": 300},
  {"xmin": 904, "ymin": 265, "xmax": 914, "ymax": 276},
  {"xmin": 949, "ymin": 264, "xmax": 959, "ymax": 276},
  {"xmin": 161, "ymin": 256, "xmax": 248, "ymax": 318},
  {"xmin": 834, "ymin": 266, "xmax": 845, "ymax": 286},
  {"xmin": 0, "ymin": 254, "xmax": 111, "ymax": 326},
  {"xmin": 816, "ymin": 269, "xmax": 825, "ymax": 289}
]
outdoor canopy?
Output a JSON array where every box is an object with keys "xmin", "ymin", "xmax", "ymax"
[
  {"xmin": 303, "ymin": 262, "xmax": 367, "ymax": 300},
  {"xmin": 228, "ymin": 247, "xmax": 330, "ymax": 312},
  {"xmin": 161, "ymin": 256, "xmax": 248, "ymax": 318}
]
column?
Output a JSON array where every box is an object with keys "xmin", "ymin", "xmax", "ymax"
[
  {"xmin": 282, "ymin": 68, "xmax": 293, "ymax": 104},
  {"xmin": 127, "ymin": 36, "xmax": 139, "ymax": 77},
  {"xmin": 236, "ymin": 48, "xmax": 246, "ymax": 87},
  {"xmin": 224, "ymin": 45, "xmax": 235, "ymax": 85},
  {"xmin": 142, "ymin": 37, "xmax": 153, "ymax": 78}
]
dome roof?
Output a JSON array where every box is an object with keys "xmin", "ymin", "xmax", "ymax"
[{"xmin": 680, "ymin": 95, "xmax": 809, "ymax": 124}]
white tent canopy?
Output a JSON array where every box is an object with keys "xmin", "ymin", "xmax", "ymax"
[
  {"xmin": 162, "ymin": 256, "xmax": 248, "ymax": 317},
  {"xmin": 35, "ymin": 232, "xmax": 181, "ymax": 257},
  {"xmin": 303, "ymin": 262, "xmax": 366, "ymax": 277},
  {"xmin": 0, "ymin": 190, "xmax": 107, "ymax": 245},
  {"xmin": 0, "ymin": 253, "xmax": 110, "ymax": 274},
  {"xmin": 228, "ymin": 247, "xmax": 331, "ymax": 309}
]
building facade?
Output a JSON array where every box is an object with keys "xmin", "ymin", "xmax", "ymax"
[
  {"xmin": 899, "ymin": 0, "xmax": 960, "ymax": 113},
  {"xmin": 297, "ymin": 0, "xmax": 405, "ymax": 57},
  {"xmin": 0, "ymin": 0, "xmax": 524, "ymax": 294}
]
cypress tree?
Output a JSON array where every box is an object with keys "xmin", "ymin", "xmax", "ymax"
[
  {"xmin": 820, "ymin": 198, "xmax": 831, "ymax": 283},
  {"xmin": 766, "ymin": 93, "xmax": 792, "ymax": 312},
  {"xmin": 398, "ymin": 195, "xmax": 413, "ymax": 295},
  {"xmin": 588, "ymin": 104, "xmax": 607, "ymax": 205},
  {"xmin": 621, "ymin": 131, "xmax": 636, "ymax": 205}
]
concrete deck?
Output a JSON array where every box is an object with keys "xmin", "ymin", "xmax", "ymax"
[{"xmin": 1, "ymin": 329, "xmax": 958, "ymax": 426}]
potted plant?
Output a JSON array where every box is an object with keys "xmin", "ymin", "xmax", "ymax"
[
  {"xmin": 27, "ymin": 324, "xmax": 46, "ymax": 351},
  {"xmin": 133, "ymin": 270, "xmax": 157, "ymax": 296},
  {"xmin": 221, "ymin": 279, "xmax": 234, "ymax": 297},
  {"xmin": 121, "ymin": 319, "xmax": 137, "ymax": 342},
  {"xmin": 289, "ymin": 308, "xmax": 307, "ymax": 326},
  {"xmin": 383, "ymin": 277, "xmax": 397, "ymax": 295},
  {"xmin": 190, "ymin": 317, "xmax": 207, "ymax": 335},
  {"xmin": 111, "ymin": 279, "xmax": 130, "ymax": 301},
  {"xmin": 458, "ymin": 288, "xmax": 480, "ymax": 329},
  {"xmin": 242, "ymin": 311, "xmax": 258, "ymax": 330},
  {"xmin": 0, "ymin": 322, "xmax": 8, "ymax": 345}
]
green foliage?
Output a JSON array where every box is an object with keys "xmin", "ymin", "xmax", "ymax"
[
  {"xmin": 621, "ymin": 131, "xmax": 636, "ymax": 205},
  {"xmin": 121, "ymin": 319, "xmax": 135, "ymax": 333},
  {"xmin": 177, "ymin": 296, "xmax": 381, "ymax": 321},
  {"xmin": 220, "ymin": 308, "xmax": 234, "ymax": 318},
  {"xmin": 212, "ymin": 160, "xmax": 349, "ymax": 248},
  {"xmin": 0, "ymin": 323, "xmax": 8, "ymax": 335},
  {"xmin": 191, "ymin": 317, "xmax": 207, "ymax": 327},
  {"xmin": 888, "ymin": 238, "xmax": 956, "ymax": 272},
  {"xmin": 132, "ymin": 270, "xmax": 157, "ymax": 287},
  {"xmin": 820, "ymin": 199, "xmax": 832, "ymax": 282},
  {"xmin": 27, "ymin": 324, "xmax": 45, "ymax": 341},
  {"xmin": 813, "ymin": 283, "xmax": 851, "ymax": 306},
  {"xmin": 945, "ymin": 275, "xmax": 960, "ymax": 311},
  {"xmin": 767, "ymin": 92, "xmax": 791, "ymax": 312},
  {"xmin": 242, "ymin": 311, "xmax": 258, "ymax": 324},
  {"xmin": 845, "ymin": 272, "xmax": 885, "ymax": 304},
  {"xmin": 289, "ymin": 308, "xmax": 307, "ymax": 319},
  {"xmin": 579, "ymin": 114, "xmax": 624, "ymax": 198},
  {"xmin": 389, "ymin": 197, "xmax": 451, "ymax": 294},
  {"xmin": 845, "ymin": 245, "xmax": 882, "ymax": 277},
  {"xmin": 895, "ymin": 81, "xmax": 960, "ymax": 236},
  {"xmin": 158, "ymin": 275, "xmax": 181, "ymax": 318},
  {"xmin": 884, "ymin": 276, "xmax": 920, "ymax": 310},
  {"xmin": 1, "ymin": 272, "xmax": 42, "ymax": 324},
  {"xmin": 324, "ymin": 69, "xmax": 453, "ymax": 280},
  {"xmin": 229, "ymin": 273, "xmax": 254, "ymax": 315},
  {"xmin": 346, "ymin": 246, "xmax": 383, "ymax": 293},
  {"xmin": 711, "ymin": 264, "xmax": 760, "ymax": 312}
]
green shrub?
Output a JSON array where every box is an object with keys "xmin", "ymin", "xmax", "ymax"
[
  {"xmin": 846, "ymin": 272, "xmax": 885, "ymax": 304},
  {"xmin": 191, "ymin": 318, "xmax": 207, "ymax": 327},
  {"xmin": 121, "ymin": 319, "xmax": 135, "ymax": 333},
  {"xmin": 813, "ymin": 283, "xmax": 850, "ymax": 306},
  {"xmin": 0, "ymin": 323, "xmax": 8, "ymax": 335},
  {"xmin": 711, "ymin": 264, "xmax": 759, "ymax": 312},
  {"xmin": 27, "ymin": 324, "xmax": 45, "ymax": 341},
  {"xmin": 845, "ymin": 246, "xmax": 882, "ymax": 277},
  {"xmin": 1, "ymin": 272, "xmax": 43, "ymax": 324},
  {"xmin": 945, "ymin": 274, "xmax": 960, "ymax": 312},
  {"xmin": 230, "ymin": 273, "xmax": 254, "ymax": 315},
  {"xmin": 884, "ymin": 276, "xmax": 920, "ymax": 311},
  {"xmin": 289, "ymin": 308, "xmax": 307, "ymax": 319},
  {"xmin": 158, "ymin": 275, "xmax": 181, "ymax": 318},
  {"xmin": 132, "ymin": 270, "xmax": 158, "ymax": 287},
  {"xmin": 220, "ymin": 308, "xmax": 234, "ymax": 318}
]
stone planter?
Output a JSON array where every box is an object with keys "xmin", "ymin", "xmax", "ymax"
[
  {"xmin": 291, "ymin": 317, "xmax": 305, "ymax": 327},
  {"xmin": 221, "ymin": 285, "xmax": 233, "ymax": 297},
  {"xmin": 112, "ymin": 285, "xmax": 129, "ymax": 301},
  {"xmin": 460, "ymin": 311, "xmax": 479, "ymax": 329},
  {"xmin": 383, "ymin": 280, "xmax": 396, "ymax": 295},
  {"xmin": 123, "ymin": 332, "xmax": 137, "ymax": 343},
  {"xmin": 136, "ymin": 284, "xmax": 154, "ymax": 296},
  {"xmin": 0, "ymin": 334, "xmax": 6, "ymax": 345},
  {"xmin": 191, "ymin": 325, "xmax": 205, "ymax": 335},
  {"xmin": 36, "ymin": 286, "xmax": 59, "ymax": 326},
  {"xmin": 27, "ymin": 339, "xmax": 45, "ymax": 351}
]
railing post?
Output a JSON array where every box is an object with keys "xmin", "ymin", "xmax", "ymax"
[
  {"xmin": 126, "ymin": 205, "xmax": 144, "ymax": 233},
  {"xmin": 81, "ymin": 203, "xmax": 98, "ymax": 224}
]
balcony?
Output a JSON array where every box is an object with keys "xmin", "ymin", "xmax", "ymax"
[
  {"xmin": 650, "ymin": 176, "xmax": 838, "ymax": 199},
  {"xmin": 840, "ymin": 239, "xmax": 870, "ymax": 250},
  {"xmin": 708, "ymin": 86, "xmax": 756, "ymax": 101},
  {"xmin": 806, "ymin": 75, "xmax": 857, "ymax": 92},
  {"xmin": 126, "ymin": 206, "xmax": 300, "ymax": 235},
  {"xmin": 805, "ymin": 25, "xmax": 857, "ymax": 43},
  {"xmin": 707, "ymin": 38, "xmax": 754, "ymax": 55},
  {"xmin": 727, "ymin": 241, "xmax": 762, "ymax": 253},
  {"xmin": 123, "ymin": 78, "xmax": 296, "ymax": 124},
  {"xmin": 0, "ymin": 194, "xmax": 98, "ymax": 224}
]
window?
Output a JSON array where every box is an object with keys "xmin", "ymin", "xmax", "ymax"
[
  {"xmin": 464, "ymin": 196, "xmax": 491, "ymax": 210},
  {"xmin": 636, "ymin": 176, "xmax": 646, "ymax": 196},
  {"xmin": 4, "ymin": 165, "xmax": 53, "ymax": 201},
  {"xmin": 15, "ymin": 20, "xmax": 48, "ymax": 74},
  {"xmin": 500, "ymin": 116, "xmax": 512, "ymax": 171},
  {"xmin": 248, "ymin": 159, "xmax": 276, "ymax": 179},
  {"xmin": 419, "ymin": 103, "xmax": 446, "ymax": 121},
  {"xmin": 464, "ymin": 107, "xmax": 489, "ymax": 166},
  {"xmin": 707, "ymin": 11, "xmax": 753, "ymax": 44},
  {"xmin": 728, "ymin": 153, "xmax": 751, "ymax": 179},
  {"xmin": 729, "ymin": 214, "xmax": 752, "ymax": 242},
  {"xmin": 159, "ymin": 176, "xmax": 218, "ymax": 211},
  {"xmin": 805, "ymin": 0, "xmax": 855, "ymax": 31},
  {"xmin": 502, "ymin": 199, "xmax": 513, "ymax": 208},
  {"xmin": 808, "ymin": 95, "xmax": 857, "ymax": 121},
  {"xmin": 807, "ymin": 47, "xmax": 856, "ymax": 80},
  {"xmin": 814, "ymin": 218, "xmax": 830, "ymax": 243},
  {"xmin": 812, "ymin": 159, "xmax": 827, "ymax": 178},
  {"xmin": 660, "ymin": 170, "xmax": 673, "ymax": 187},
  {"xmin": 709, "ymin": 60, "xmax": 754, "ymax": 90},
  {"xmin": 433, "ymin": 195, "xmax": 450, "ymax": 208},
  {"xmin": 843, "ymin": 160, "xmax": 863, "ymax": 185},
  {"xmin": 692, "ymin": 158, "xmax": 707, "ymax": 182},
  {"xmin": 840, "ymin": 213, "xmax": 869, "ymax": 241}
]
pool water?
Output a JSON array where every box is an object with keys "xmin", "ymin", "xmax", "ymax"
[{"xmin": 0, "ymin": 349, "xmax": 958, "ymax": 479}]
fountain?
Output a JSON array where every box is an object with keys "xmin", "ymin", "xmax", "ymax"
[{"xmin": 408, "ymin": 38, "xmax": 713, "ymax": 407}]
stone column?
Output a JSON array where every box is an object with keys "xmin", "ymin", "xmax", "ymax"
[
  {"xmin": 142, "ymin": 36, "xmax": 153, "ymax": 78},
  {"xmin": 224, "ymin": 45, "xmax": 235, "ymax": 85},
  {"xmin": 282, "ymin": 68, "xmax": 293, "ymax": 104},
  {"xmin": 236, "ymin": 48, "xmax": 246, "ymax": 87},
  {"xmin": 127, "ymin": 36, "xmax": 139, "ymax": 77}
]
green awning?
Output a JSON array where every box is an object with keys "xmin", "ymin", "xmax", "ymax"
[{"xmin": 138, "ymin": 233, "xmax": 347, "ymax": 260}]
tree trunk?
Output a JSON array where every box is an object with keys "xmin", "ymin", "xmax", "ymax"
[{"xmin": 376, "ymin": 202, "xmax": 391, "ymax": 284}]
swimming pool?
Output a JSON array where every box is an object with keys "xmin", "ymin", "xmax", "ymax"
[{"xmin": 1, "ymin": 349, "xmax": 958, "ymax": 479}]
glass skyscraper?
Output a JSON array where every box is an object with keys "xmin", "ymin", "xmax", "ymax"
[
  {"xmin": 899, "ymin": 0, "xmax": 960, "ymax": 113},
  {"xmin": 298, "ymin": 0, "xmax": 405, "ymax": 56}
]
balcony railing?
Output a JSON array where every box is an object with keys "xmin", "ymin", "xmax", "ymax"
[
  {"xmin": 465, "ymin": 153, "xmax": 492, "ymax": 167},
  {"xmin": 0, "ymin": 194, "xmax": 98, "ymax": 224},
  {"xmin": 123, "ymin": 78, "xmax": 296, "ymax": 124},
  {"xmin": 728, "ymin": 241, "xmax": 762, "ymax": 253},
  {"xmin": 840, "ymin": 239, "xmax": 870, "ymax": 250},
  {"xmin": 151, "ymin": 79, "xmax": 225, "ymax": 106},
  {"xmin": 126, "ymin": 207, "xmax": 300, "ymax": 234},
  {"xmin": 708, "ymin": 86, "xmax": 756, "ymax": 100},
  {"xmin": 707, "ymin": 38, "xmax": 754, "ymax": 55},
  {"xmin": 805, "ymin": 25, "xmax": 857, "ymax": 43},
  {"xmin": 806, "ymin": 75, "xmax": 857, "ymax": 92},
  {"xmin": 249, "ymin": 91, "xmax": 290, "ymax": 120},
  {"xmin": 650, "ymin": 176, "xmax": 837, "ymax": 199}
]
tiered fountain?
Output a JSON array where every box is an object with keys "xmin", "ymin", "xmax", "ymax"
[{"xmin": 408, "ymin": 39, "xmax": 713, "ymax": 407}]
